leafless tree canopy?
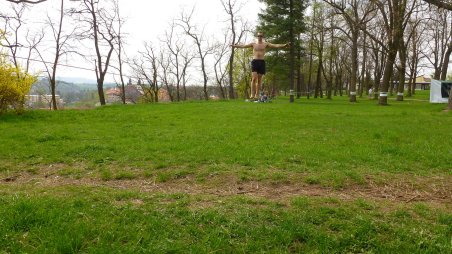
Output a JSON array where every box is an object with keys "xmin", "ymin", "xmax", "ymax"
[
  {"xmin": 424, "ymin": 0, "xmax": 452, "ymax": 10},
  {"xmin": 5, "ymin": 0, "xmax": 47, "ymax": 4}
]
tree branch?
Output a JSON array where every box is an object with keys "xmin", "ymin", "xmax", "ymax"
[{"xmin": 423, "ymin": 0, "xmax": 452, "ymax": 11}]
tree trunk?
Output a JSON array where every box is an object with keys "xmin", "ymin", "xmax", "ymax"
[
  {"xmin": 296, "ymin": 43, "xmax": 302, "ymax": 98},
  {"xmin": 360, "ymin": 30, "xmax": 367, "ymax": 98},
  {"xmin": 307, "ymin": 50, "xmax": 313, "ymax": 99},
  {"xmin": 448, "ymin": 85, "xmax": 452, "ymax": 110},
  {"xmin": 307, "ymin": 3, "xmax": 315, "ymax": 100},
  {"xmin": 289, "ymin": 0, "xmax": 295, "ymax": 103},
  {"xmin": 201, "ymin": 58, "xmax": 209, "ymax": 101},
  {"xmin": 440, "ymin": 44, "xmax": 452, "ymax": 80},
  {"xmin": 390, "ymin": 75, "xmax": 395, "ymax": 96},
  {"xmin": 397, "ymin": 43, "xmax": 407, "ymax": 101},
  {"xmin": 407, "ymin": 73, "xmax": 413, "ymax": 97},
  {"xmin": 407, "ymin": 53, "xmax": 416, "ymax": 97},
  {"xmin": 228, "ymin": 54, "xmax": 235, "ymax": 99},
  {"xmin": 379, "ymin": 45, "xmax": 397, "ymax": 105},
  {"xmin": 97, "ymin": 78, "xmax": 106, "ymax": 105},
  {"xmin": 315, "ymin": 62, "xmax": 322, "ymax": 98},
  {"xmin": 50, "ymin": 77, "xmax": 57, "ymax": 110},
  {"xmin": 349, "ymin": 31, "xmax": 358, "ymax": 102}
]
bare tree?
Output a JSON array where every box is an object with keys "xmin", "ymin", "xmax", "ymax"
[
  {"xmin": 221, "ymin": 0, "xmax": 247, "ymax": 99},
  {"xmin": 163, "ymin": 20, "xmax": 185, "ymax": 101},
  {"xmin": 158, "ymin": 48, "xmax": 174, "ymax": 102},
  {"xmin": 333, "ymin": 37, "xmax": 348, "ymax": 96},
  {"xmin": 368, "ymin": 25, "xmax": 387, "ymax": 100},
  {"xmin": 395, "ymin": 3, "xmax": 424, "ymax": 101},
  {"xmin": 359, "ymin": 26, "xmax": 367, "ymax": 98},
  {"xmin": 322, "ymin": 11, "xmax": 337, "ymax": 100},
  {"xmin": 423, "ymin": 0, "xmax": 452, "ymax": 110},
  {"xmin": 34, "ymin": 0, "xmax": 77, "ymax": 110},
  {"xmin": 423, "ymin": 7, "xmax": 452, "ymax": 81},
  {"xmin": 72, "ymin": 0, "xmax": 117, "ymax": 106},
  {"xmin": 6, "ymin": 0, "xmax": 46, "ymax": 4},
  {"xmin": 424, "ymin": 0, "xmax": 452, "ymax": 10},
  {"xmin": 313, "ymin": 5, "xmax": 326, "ymax": 99},
  {"xmin": 6, "ymin": 0, "xmax": 47, "ymax": 4},
  {"xmin": 213, "ymin": 31, "xmax": 230, "ymax": 99},
  {"xmin": 306, "ymin": 0, "xmax": 317, "ymax": 99},
  {"xmin": 1, "ymin": 2, "xmax": 45, "ymax": 78},
  {"xmin": 130, "ymin": 42, "xmax": 160, "ymax": 103},
  {"xmin": 178, "ymin": 8, "xmax": 214, "ymax": 100},
  {"xmin": 406, "ymin": 21, "xmax": 423, "ymax": 97},
  {"xmin": 111, "ymin": 0, "xmax": 126, "ymax": 104},
  {"xmin": 180, "ymin": 49, "xmax": 195, "ymax": 100},
  {"xmin": 323, "ymin": 0, "xmax": 375, "ymax": 102},
  {"xmin": 1, "ymin": 3, "xmax": 26, "ymax": 69},
  {"xmin": 367, "ymin": 0, "xmax": 417, "ymax": 105}
]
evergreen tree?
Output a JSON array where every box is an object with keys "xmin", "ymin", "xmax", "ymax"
[{"xmin": 257, "ymin": 0, "xmax": 307, "ymax": 97}]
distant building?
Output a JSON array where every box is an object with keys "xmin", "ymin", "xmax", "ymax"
[
  {"xmin": 25, "ymin": 94, "xmax": 64, "ymax": 109},
  {"xmin": 106, "ymin": 84, "xmax": 145, "ymax": 104},
  {"xmin": 106, "ymin": 87, "xmax": 122, "ymax": 103},
  {"xmin": 414, "ymin": 75, "xmax": 431, "ymax": 90},
  {"xmin": 158, "ymin": 89, "xmax": 171, "ymax": 102},
  {"xmin": 415, "ymin": 75, "xmax": 431, "ymax": 83}
]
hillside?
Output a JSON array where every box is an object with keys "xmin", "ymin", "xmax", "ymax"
[{"xmin": 30, "ymin": 78, "xmax": 117, "ymax": 103}]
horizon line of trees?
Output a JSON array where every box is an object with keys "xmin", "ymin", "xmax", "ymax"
[
  {"xmin": 256, "ymin": 0, "xmax": 452, "ymax": 109},
  {"xmin": 1, "ymin": 0, "xmax": 451, "ymax": 111}
]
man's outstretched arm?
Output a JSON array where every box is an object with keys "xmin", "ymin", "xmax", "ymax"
[
  {"xmin": 267, "ymin": 42, "xmax": 290, "ymax": 49},
  {"xmin": 231, "ymin": 43, "xmax": 253, "ymax": 48}
]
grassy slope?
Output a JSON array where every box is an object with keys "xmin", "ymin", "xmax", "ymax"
[
  {"xmin": 0, "ymin": 92, "xmax": 451, "ymax": 253},
  {"xmin": 1, "ymin": 92, "xmax": 450, "ymax": 182}
]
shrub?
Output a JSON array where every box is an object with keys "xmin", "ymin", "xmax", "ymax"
[{"xmin": 0, "ymin": 57, "xmax": 36, "ymax": 115}]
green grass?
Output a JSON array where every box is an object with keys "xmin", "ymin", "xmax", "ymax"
[
  {"xmin": 0, "ymin": 91, "xmax": 451, "ymax": 252},
  {"xmin": 0, "ymin": 187, "xmax": 450, "ymax": 253},
  {"xmin": 1, "ymin": 92, "xmax": 450, "ymax": 182}
]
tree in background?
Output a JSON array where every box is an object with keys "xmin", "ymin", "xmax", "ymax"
[
  {"xmin": 111, "ymin": 0, "xmax": 126, "ymax": 104},
  {"xmin": 6, "ymin": 0, "xmax": 47, "ymax": 4},
  {"xmin": 323, "ymin": 0, "xmax": 375, "ymax": 103},
  {"xmin": 0, "ymin": 3, "xmax": 43, "ymax": 73},
  {"xmin": 130, "ymin": 42, "xmax": 160, "ymax": 103},
  {"xmin": 35, "ymin": 0, "xmax": 77, "ymax": 110},
  {"xmin": 369, "ymin": 0, "xmax": 414, "ymax": 105},
  {"xmin": 423, "ymin": 7, "xmax": 452, "ymax": 80},
  {"xmin": 163, "ymin": 21, "xmax": 181, "ymax": 101},
  {"xmin": 230, "ymin": 34, "xmax": 253, "ymax": 98},
  {"xmin": 257, "ymin": 0, "xmax": 306, "ymax": 99},
  {"xmin": 424, "ymin": 0, "xmax": 452, "ymax": 10},
  {"xmin": 213, "ymin": 31, "xmax": 230, "ymax": 99},
  {"xmin": 221, "ymin": 0, "xmax": 249, "ymax": 99},
  {"xmin": 395, "ymin": 2, "xmax": 423, "ymax": 102},
  {"xmin": 71, "ymin": 0, "xmax": 118, "ymax": 106},
  {"xmin": 178, "ymin": 8, "xmax": 215, "ymax": 101}
]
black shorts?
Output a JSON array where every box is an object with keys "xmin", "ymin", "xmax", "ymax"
[{"xmin": 251, "ymin": 59, "xmax": 266, "ymax": 75}]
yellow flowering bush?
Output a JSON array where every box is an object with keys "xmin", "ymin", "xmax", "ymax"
[{"xmin": 0, "ymin": 32, "xmax": 36, "ymax": 115}]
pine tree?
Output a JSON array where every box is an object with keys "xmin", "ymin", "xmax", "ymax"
[{"xmin": 257, "ymin": 0, "xmax": 307, "ymax": 98}]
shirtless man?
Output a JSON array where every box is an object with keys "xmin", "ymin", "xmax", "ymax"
[{"xmin": 231, "ymin": 32, "xmax": 289, "ymax": 99}]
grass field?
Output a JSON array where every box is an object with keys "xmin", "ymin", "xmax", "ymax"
[{"xmin": 0, "ymin": 92, "xmax": 451, "ymax": 253}]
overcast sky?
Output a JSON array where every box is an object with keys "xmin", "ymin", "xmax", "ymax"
[{"xmin": 0, "ymin": 0, "xmax": 264, "ymax": 83}]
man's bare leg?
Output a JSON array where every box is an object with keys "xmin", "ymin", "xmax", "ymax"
[
  {"xmin": 256, "ymin": 74, "xmax": 263, "ymax": 98},
  {"xmin": 250, "ymin": 72, "xmax": 258, "ymax": 99}
]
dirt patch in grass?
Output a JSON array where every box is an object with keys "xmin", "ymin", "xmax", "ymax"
[{"xmin": 2, "ymin": 170, "xmax": 451, "ymax": 206}]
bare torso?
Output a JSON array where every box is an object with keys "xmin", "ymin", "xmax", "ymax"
[
  {"xmin": 252, "ymin": 42, "xmax": 267, "ymax": 60},
  {"xmin": 231, "ymin": 39, "xmax": 287, "ymax": 60}
]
